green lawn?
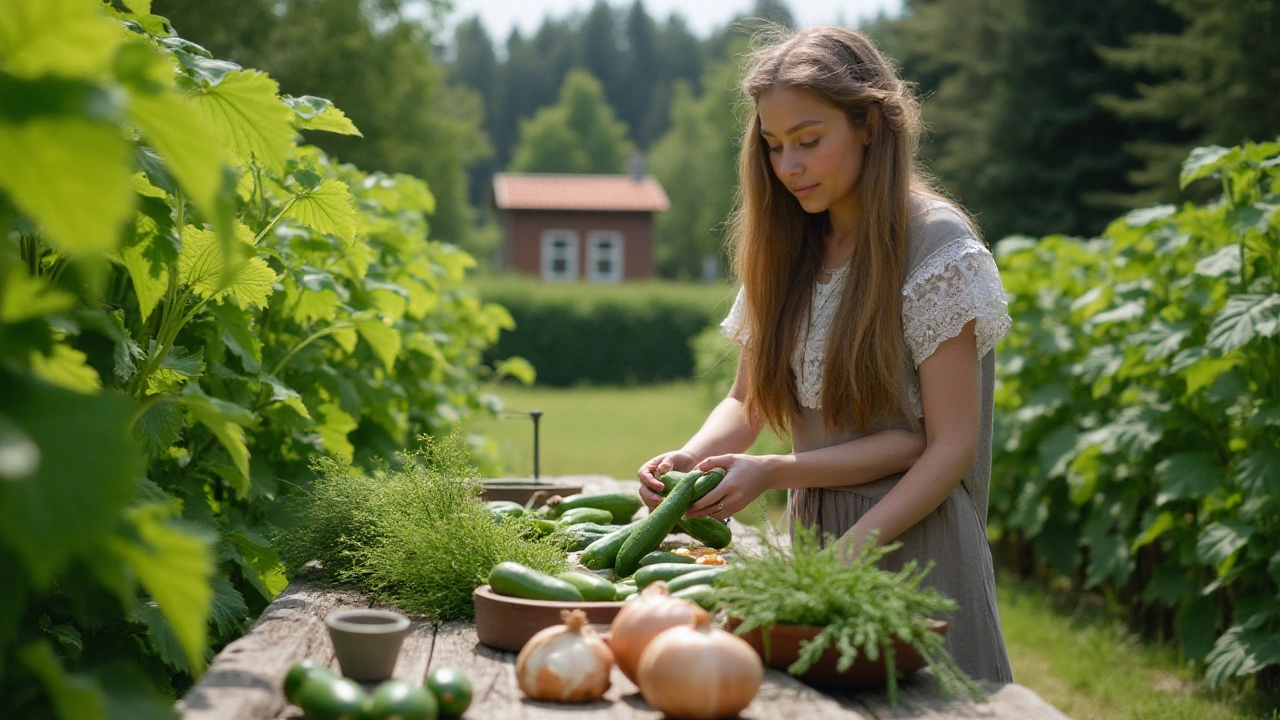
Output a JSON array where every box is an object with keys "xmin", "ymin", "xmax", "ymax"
[{"xmin": 465, "ymin": 381, "xmax": 1276, "ymax": 719}]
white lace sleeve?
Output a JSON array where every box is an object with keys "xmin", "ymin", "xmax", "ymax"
[
  {"xmin": 902, "ymin": 237, "xmax": 1012, "ymax": 368},
  {"xmin": 720, "ymin": 286, "xmax": 750, "ymax": 345}
]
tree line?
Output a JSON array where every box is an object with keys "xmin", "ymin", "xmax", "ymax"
[{"xmin": 156, "ymin": 0, "xmax": 1280, "ymax": 278}]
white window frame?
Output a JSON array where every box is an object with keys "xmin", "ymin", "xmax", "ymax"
[
  {"xmin": 540, "ymin": 229, "xmax": 579, "ymax": 282},
  {"xmin": 586, "ymin": 230, "xmax": 624, "ymax": 283}
]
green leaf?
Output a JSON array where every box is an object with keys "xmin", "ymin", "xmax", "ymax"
[
  {"xmin": 1177, "ymin": 595, "xmax": 1219, "ymax": 662},
  {"xmin": 207, "ymin": 302, "xmax": 261, "ymax": 372},
  {"xmin": 0, "ymin": 411, "xmax": 40, "ymax": 480},
  {"xmin": 189, "ymin": 69, "xmax": 295, "ymax": 174},
  {"xmin": 1195, "ymin": 245, "xmax": 1242, "ymax": 279},
  {"xmin": 131, "ymin": 397, "xmax": 185, "ymax": 461},
  {"xmin": 1196, "ymin": 521, "xmax": 1254, "ymax": 573},
  {"xmin": 1205, "ymin": 625, "xmax": 1280, "ymax": 687},
  {"xmin": 282, "ymin": 95, "xmax": 362, "ymax": 136},
  {"xmin": 1250, "ymin": 402, "xmax": 1280, "ymax": 429},
  {"xmin": 1154, "ymin": 452, "xmax": 1225, "ymax": 505},
  {"xmin": 355, "ymin": 317, "xmax": 401, "ymax": 372},
  {"xmin": 287, "ymin": 179, "xmax": 357, "ymax": 244},
  {"xmin": 29, "ymin": 343, "xmax": 101, "ymax": 393},
  {"xmin": 128, "ymin": 599, "xmax": 191, "ymax": 673},
  {"xmin": 0, "ymin": 372, "xmax": 139, "ymax": 588},
  {"xmin": 108, "ymin": 504, "xmax": 214, "ymax": 674},
  {"xmin": 1077, "ymin": 405, "xmax": 1164, "ymax": 461},
  {"xmin": 1086, "ymin": 300, "xmax": 1145, "ymax": 328},
  {"xmin": 226, "ymin": 532, "xmax": 288, "ymax": 600},
  {"xmin": 1141, "ymin": 563, "xmax": 1195, "ymax": 604},
  {"xmin": 207, "ymin": 576, "xmax": 247, "ymax": 637},
  {"xmin": 316, "ymin": 402, "xmax": 356, "ymax": 459},
  {"xmin": 1130, "ymin": 321, "xmax": 1191, "ymax": 363},
  {"xmin": 19, "ymin": 641, "xmax": 109, "ymax": 720},
  {"xmin": 179, "ymin": 384, "xmax": 256, "ymax": 496},
  {"xmin": 0, "ymin": 0, "xmax": 125, "ymax": 79},
  {"xmin": 1181, "ymin": 146, "xmax": 1239, "ymax": 188},
  {"xmin": 0, "ymin": 265, "xmax": 76, "ymax": 323},
  {"xmin": 1123, "ymin": 204, "xmax": 1176, "ymax": 227},
  {"xmin": 0, "ymin": 117, "xmax": 134, "ymax": 254},
  {"xmin": 1132, "ymin": 511, "xmax": 1175, "ymax": 551},
  {"xmin": 1235, "ymin": 449, "xmax": 1280, "ymax": 496},
  {"xmin": 495, "ymin": 357, "xmax": 536, "ymax": 386},
  {"xmin": 260, "ymin": 374, "xmax": 311, "ymax": 420},
  {"xmin": 1206, "ymin": 294, "xmax": 1280, "ymax": 353},
  {"xmin": 179, "ymin": 224, "xmax": 275, "ymax": 310},
  {"xmin": 127, "ymin": 74, "xmax": 229, "ymax": 216}
]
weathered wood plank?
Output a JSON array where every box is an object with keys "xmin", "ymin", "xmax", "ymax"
[
  {"xmin": 178, "ymin": 580, "xmax": 369, "ymax": 720},
  {"xmin": 847, "ymin": 671, "xmax": 1071, "ymax": 720}
]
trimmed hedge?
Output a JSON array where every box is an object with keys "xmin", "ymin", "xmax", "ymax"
[{"xmin": 477, "ymin": 277, "xmax": 735, "ymax": 386}]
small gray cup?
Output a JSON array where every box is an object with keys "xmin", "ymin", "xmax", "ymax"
[{"xmin": 324, "ymin": 609, "xmax": 411, "ymax": 681}]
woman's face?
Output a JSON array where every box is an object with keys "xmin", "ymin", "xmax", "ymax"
[{"xmin": 757, "ymin": 87, "xmax": 870, "ymax": 217}]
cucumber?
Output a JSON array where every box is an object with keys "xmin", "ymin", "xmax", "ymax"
[
  {"xmin": 557, "ymin": 507, "xmax": 614, "ymax": 526},
  {"xmin": 666, "ymin": 568, "xmax": 726, "ymax": 593},
  {"xmin": 486, "ymin": 501, "xmax": 524, "ymax": 521},
  {"xmin": 556, "ymin": 571, "xmax": 617, "ymax": 601},
  {"xmin": 634, "ymin": 562, "xmax": 724, "ymax": 589},
  {"xmin": 613, "ymin": 582, "xmax": 637, "ymax": 600},
  {"xmin": 671, "ymin": 584, "xmax": 716, "ymax": 609},
  {"xmin": 488, "ymin": 562, "xmax": 583, "ymax": 601},
  {"xmin": 677, "ymin": 517, "xmax": 732, "ymax": 549},
  {"xmin": 546, "ymin": 492, "xmax": 643, "ymax": 522},
  {"xmin": 638, "ymin": 550, "xmax": 695, "ymax": 567},
  {"xmin": 657, "ymin": 468, "xmax": 725, "ymax": 503},
  {"xmin": 580, "ymin": 521, "xmax": 641, "ymax": 570},
  {"xmin": 560, "ymin": 526, "xmax": 612, "ymax": 551},
  {"xmin": 614, "ymin": 473, "xmax": 699, "ymax": 578}
]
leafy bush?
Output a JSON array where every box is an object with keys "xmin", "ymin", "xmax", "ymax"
[
  {"xmin": 990, "ymin": 141, "xmax": 1280, "ymax": 687},
  {"xmin": 0, "ymin": 2, "xmax": 519, "ymax": 716},
  {"xmin": 276, "ymin": 433, "xmax": 567, "ymax": 621},
  {"xmin": 477, "ymin": 276, "xmax": 735, "ymax": 386}
]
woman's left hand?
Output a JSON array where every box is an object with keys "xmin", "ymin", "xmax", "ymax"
[{"xmin": 684, "ymin": 454, "xmax": 775, "ymax": 522}]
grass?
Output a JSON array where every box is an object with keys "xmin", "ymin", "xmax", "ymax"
[
  {"xmin": 997, "ymin": 575, "xmax": 1277, "ymax": 720},
  {"xmin": 464, "ymin": 380, "xmax": 1278, "ymax": 719}
]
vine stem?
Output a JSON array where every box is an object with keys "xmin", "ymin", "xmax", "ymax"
[{"xmin": 270, "ymin": 322, "xmax": 353, "ymax": 377}]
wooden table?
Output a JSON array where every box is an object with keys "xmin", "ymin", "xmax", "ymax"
[{"xmin": 178, "ymin": 476, "xmax": 1070, "ymax": 720}]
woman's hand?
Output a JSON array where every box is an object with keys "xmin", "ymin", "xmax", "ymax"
[
  {"xmin": 684, "ymin": 454, "xmax": 776, "ymax": 521},
  {"xmin": 637, "ymin": 450, "xmax": 698, "ymax": 509}
]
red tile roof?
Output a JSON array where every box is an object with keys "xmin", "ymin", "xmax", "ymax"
[{"xmin": 493, "ymin": 173, "xmax": 670, "ymax": 212}]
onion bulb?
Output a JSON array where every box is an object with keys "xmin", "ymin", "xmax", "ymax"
[
  {"xmin": 608, "ymin": 581, "xmax": 704, "ymax": 682},
  {"xmin": 637, "ymin": 613, "xmax": 763, "ymax": 720},
  {"xmin": 516, "ymin": 609, "xmax": 613, "ymax": 703}
]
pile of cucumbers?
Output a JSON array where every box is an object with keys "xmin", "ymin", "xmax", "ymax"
[{"xmin": 483, "ymin": 471, "xmax": 734, "ymax": 604}]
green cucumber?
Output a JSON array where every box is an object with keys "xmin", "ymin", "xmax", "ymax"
[
  {"xmin": 677, "ymin": 517, "xmax": 732, "ymax": 549},
  {"xmin": 580, "ymin": 521, "xmax": 641, "ymax": 570},
  {"xmin": 488, "ymin": 562, "xmax": 583, "ymax": 601},
  {"xmin": 657, "ymin": 468, "xmax": 725, "ymax": 503},
  {"xmin": 546, "ymin": 492, "xmax": 643, "ymax": 522},
  {"xmin": 634, "ymin": 562, "xmax": 723, "ymax": 589},
  {"xmin": 486, "ymin": 500, "xmax": 524, "ymax": 521},
  {"xmin": 666, "ymin": 568, "xmax": 726, "ymax": 593},
  {"xmin": 557, "ymin": 507, "xmax": 613, "ymax": 525},
  {"xmin": 615, "ymin": 474, "xmax": 699, "ymax": 578},
  {"xmin": 556, "ymin": 571, "xmax": 617, "ymax": 601},
  {"xmin": 671, "ymin": 584, "xmax": 716, "ymax": 609},
  {"xmin": 638, "ymin": 550, "xmax": 695, "ymax": 567}
]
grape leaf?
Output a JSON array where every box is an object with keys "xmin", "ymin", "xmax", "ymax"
[{"xmin": 189, "ymin": 70, "xmax": 294, "ymax": 174}]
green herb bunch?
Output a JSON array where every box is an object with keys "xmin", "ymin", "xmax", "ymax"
[
  {"xmin": 711, "ymin": 524, "xmax": 983, "ymax": 705},
  {"xmin": 276, "ymin": 433, "xmax": 567, "ymax": 620}
]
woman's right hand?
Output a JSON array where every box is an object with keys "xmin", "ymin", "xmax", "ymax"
[{"xmin": 637, "ymin": 450, "xmax": 698, "ymax": 508}]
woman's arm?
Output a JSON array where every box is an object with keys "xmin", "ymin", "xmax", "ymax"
[
  {"xmin": 838, "ymin": 319, "xmax": 981, "ymax": 554},
  {"xmin": 764, "ymin": 429, "xmax": 927, "ymax": 490}
]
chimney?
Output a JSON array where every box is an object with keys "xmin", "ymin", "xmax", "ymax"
[{"xmin": 628, "ymin": 151, "xmax": 646, "ymax": 181}]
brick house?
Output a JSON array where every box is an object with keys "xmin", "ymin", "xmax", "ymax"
[{"xmin": 492, "ymin": 172, "xmax": 670, "ymax": 282}]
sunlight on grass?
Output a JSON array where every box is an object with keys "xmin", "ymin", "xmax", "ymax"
[{"xmin": 997, "ymin": 575, "xmax": 1277, "ymax": 720}]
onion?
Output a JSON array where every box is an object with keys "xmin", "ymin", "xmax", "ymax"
[
  {"xmin": 608, "ymin": 581, "xmax": 704, "ymax": 682},
  {"xmin": 637, "ymin": 613, "xmax": 763, "ymax": 720},
  {"xmin": 516, "ymin": 609, "xmax": 614, "ymax": 703}
]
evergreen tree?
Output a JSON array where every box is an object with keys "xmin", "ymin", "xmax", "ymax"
[
  {"xmin": 509, "ymin": 69, "xmax": 634, "ymax": 174},
  {"xmin": 1099, "ymin": 0, "xmax": 1280, "ymax": 203},
  {"xmin": 620, "ymin": 1, "xmax": 660, "ymax": 146},
  {"xmin": 580, "ymin": 1, "xmax": 624, "ymax": 114},
  {"xmin": 451, "ymin": 17, "xmax": 501, "ymax": 207}
]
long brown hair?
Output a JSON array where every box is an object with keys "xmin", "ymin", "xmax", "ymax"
[{"xmin": 729, "ymin": 25, "xmax": 955, "ymax": 434}]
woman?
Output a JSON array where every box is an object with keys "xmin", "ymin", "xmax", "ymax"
[{"xmin": 637, "ymin": 25, "xmax": 1014, "ymax": 683}]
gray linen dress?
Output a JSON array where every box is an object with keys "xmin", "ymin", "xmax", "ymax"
[{"xmin": 721, "ymin": 194, "xmax": 1015, "ymax": 683}]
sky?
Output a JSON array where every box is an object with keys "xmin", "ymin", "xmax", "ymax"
[{"xmin": 442, "ymin": 0, "xmax": 905, "ymax": 43}]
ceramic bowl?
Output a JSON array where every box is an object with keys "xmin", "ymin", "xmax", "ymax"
[
  {"xmin": 324, "ymin": 609, "xmax": 411, "ymax": 681},
  {"xmin": 725, "ymin": 616, "xmax": 949, "ymax": 688},
  {"xmin": 473, "ymin": 585, "xmax": 625, "ymax": 653}
]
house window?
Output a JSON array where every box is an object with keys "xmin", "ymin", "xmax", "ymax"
[
  {"xmin": 586, "ymin": 231, "xmax": 624, "ymax": 283},
  {"xmin": 540, "ymin": 230, "xmax": 578, "ymax": 281}
]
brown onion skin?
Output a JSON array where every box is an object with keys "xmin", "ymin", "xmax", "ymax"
[
  {"xmin": 636, "ymin": 617, "xmax": 763, "ymax": 720},
  {"xmin": 516, "ymin": 609, "xmax": 614, "ymax": 703},
  {"xmin": 608, "ymin": 581, "xmax": 705, "ymax": 682}
]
